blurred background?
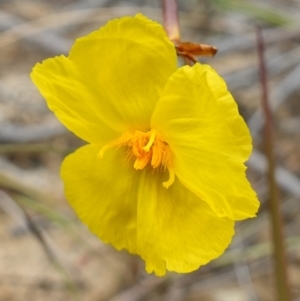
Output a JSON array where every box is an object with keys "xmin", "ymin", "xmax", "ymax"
[{"xmin": 0, "ymin": 0, "xmax": 300, "ymax": 300}]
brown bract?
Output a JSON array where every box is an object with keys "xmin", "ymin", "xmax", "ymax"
[{"xmin": 175, "ymin": 41, "xmax": 218, "ymax": 64}]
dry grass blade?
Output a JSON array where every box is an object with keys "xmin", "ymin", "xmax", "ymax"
[
  {"xmin": 105, "ymin": 277, "xmax": 166, "ymax": 301},
  {"xmin": 231, "ymin": 233, "xmax": 259, "ymax": 301},
  {"xmin": 0, "ymin": 7, "xmax": 163, "ymax": 49},
  {"xmin": 0, "ymin": 10, "xmax": 72, "ymax": 54},
  {"xmin": 249, "ymin": 63, "xmax": 300, "ymax": 136},
  {"xmin": 0, "ymin": 190, "xmax": 85, "ymax": 292},
  {"xmin": 0, "ymin": 121, "xmax": 67, "ymax": 143},
  {"xmin": 0, "ymin": 157, "xmax": 57, "ymax": 203},
  {"xmin": 224, "ymin": 49, "xmax": 300, "ymax": 91},
  {"xmin": 248, "ymin": 150, "xmax": 300, "ymax": 198}
]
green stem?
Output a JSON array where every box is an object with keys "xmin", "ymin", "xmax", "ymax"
[{"xmin": 256, "ymin": 27, "xmax": 291, "ymax": 301}]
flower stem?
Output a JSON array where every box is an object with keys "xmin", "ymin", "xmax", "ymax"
[
  {"xmin": 256, "ymin": 27, "xmax": 291, "ymax": 301},
  {"xmin": 162, "ymin": 0, "xmax": 180, "ymax": 42}
]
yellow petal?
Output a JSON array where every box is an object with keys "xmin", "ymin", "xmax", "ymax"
[
  {"xmin": 151, "ymin": 63, "xmax": 259, "ymax": 220},
  {"xmin": 68, "ymin": 14, "xmax": 177, "ymax": 132},
  {"xmin": 31, "ymin": 56, "xmax": 118, "ymax": 145},
  {"xmin": 31, "ymin": 15, "xmax": 177, "ymax": 143},
  {"xmin": 137, "ymin": 174, "xmax": 234, "ymax": 276},
  {"xmin": 62, "ymin": 143, "xmax": 234, "ymax": 276},
  {"xmin": 61, "ymin": 144, "xmax": 138, "ymax": 253}
]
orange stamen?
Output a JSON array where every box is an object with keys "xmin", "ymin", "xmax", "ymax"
[
  {"xmin": 98, "ymin": 129, "xmax": 174, "ymax": 188},
  {"xmin": 163, "ymin": 166, "xmax": 175, "ymax": 189}
]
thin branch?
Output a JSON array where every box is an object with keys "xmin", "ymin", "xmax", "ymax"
[{"xmin": 256, "ymin": 26, "xmax": 291, "ymax": 301}]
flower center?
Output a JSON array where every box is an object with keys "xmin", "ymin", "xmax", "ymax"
[{"xmin": 98, "ymin": 129, "xmax": 174, "ymax": 188}]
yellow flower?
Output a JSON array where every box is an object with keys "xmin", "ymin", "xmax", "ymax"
[{"xmin": 31, "ymin": 14, "xmax": 259, "ymax": 276}]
